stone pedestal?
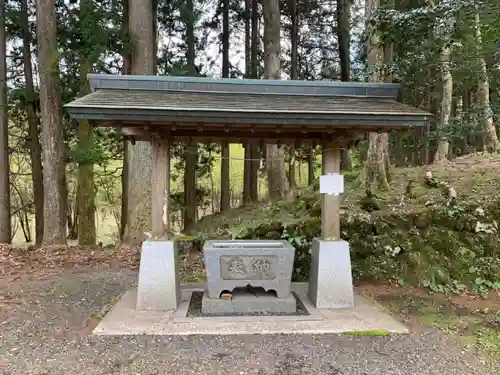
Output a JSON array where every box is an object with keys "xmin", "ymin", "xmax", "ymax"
[
  {"xmin": 201, "ymin": 291, "xmax": 297, "ymax": 315},
  {"xmin": 308, "ymin": 239, "xmax": 354, "ymax": 308},
  {"xmin": 136, "ymin": 240, "xmax": 180, "ymax": 311}
]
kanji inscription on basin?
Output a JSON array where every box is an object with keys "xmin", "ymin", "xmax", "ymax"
[
  {"xmin": 220, "ymin": 255, "xmax": 277, "ymax": 280},
  {"xmin": 203, "ymin": 240, "xmax": 295, "ymax": 299}
]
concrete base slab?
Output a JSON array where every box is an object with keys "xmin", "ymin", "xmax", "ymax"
[
  {"xmin": 201, "ymin": 292, "xmax": 297, "ymax": 315},
  {"xmin": 93, "ymin": 283, "xmax": 408, "ymax": 336},
  {"xmin": 308, "ymin": 239, "xmax": 354, "ymax": 309}
]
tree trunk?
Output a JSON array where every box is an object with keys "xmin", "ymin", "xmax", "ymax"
[
  {"xmin": 420, "ymin": 73, "xmax": 432, "ymax": 164},
  {"xmin": 249, "ymin": 144, "xmax": 259, "ymax": 201},
  {"xmin": 365, "ymin": 132, "xmax": 390, "ymax": 190},
  {"xmin": 183, "ymin": 142, "xmax": 197, "ymax": 230},
  {"xmin": 380, "ymin": 0, "xmax": 393, "ymax": 176},
  {"xmin": 340, "ymin": 149, "xmax": 352, "ymax": 171},
  {"xmin": 337, "ymin": 0, "xmax": 353, "ymax": 172},
  {"xmin": 220, "ymin": 0, "xmax": 230, "ymax": 212},
  {"xmin": 20, "ymin": 0, "xmax": 43, "ymax": 245},
  {"xmin": 288, "ymin": 145, "xmax": 296, "ymax": 188},
  {"xmin": 36, "ymin": 0, "xmax": 67, "ymax": 244},
  {"xmin": 242, "ymin": 0, "xmax": 252, "ymax": 205},
  {"xmin": 474, "ymin": 12, "xmax": 498, "ymax": 153},
  {"xmin": 463, "ymin": 87, "xmax": 473, "ymax": 153},
  {"xmin": 243, "ymin": 144, "xmax": 251, "ymax": 204},
  {"xmin": 249, "ymin": 0, "xmax": 259, "ymax": 201},
  {"xmin": 433, "ymin": 43, "xmax": 452, "ymax": 163},
  {"xmin": 220, "ymin": 142, "xmax": 230, "ymax": 211},
  {"xmin": 262, "ymin": 0, "xmax": 288, "ymax": 201},
  {"xmin": 308, "ymin": 146, "xmax": 314, "ymax": 186},
  {"xmin": 222, "ymin": 0, "xmax": 229, "ymax": 78},
  {"xmin": 287, "ymin": 0, "xmax": 298, "ymax": 188},
  {"xmin": 152, "ymin": 0, "xmax": 158, "ymax": 68},
  {"xmin": 337, "ymin": 0, "xmax": 350, "ymax": 82},
  {"xmin": 182, "ymin": 0, "xmax": 198, "ymax": 230},
  {"xmin": 429, "ymin": 0, "xmax": 453, "ymax": 163},
  {"xmin": 289, "ymin": 0, "xmax": 298, "ymax": 81},
  {"xmin": 123, "ymin": 0, "xmax": 155, "ymax": 244},
  {"xmin": 220, "ymin": 141, "xmax": 230, "ymax": 211},
  {"xmin": 363, "ymin": 0, "xmax": 389, "ymax": 190},
  {"xmin": 120, "ymin": 0, "xmax": 131, "ymax": 240},
  {"xmin": 76, "ymin": 0, "xmax": 96, "ymax": 246},
  {"xmin": 244, "ymin": 0, "xmax": 251, "ymax": 78},
  {"xmin": 0, "ymin": 0, "xmax": 11, "ymax": 243}
]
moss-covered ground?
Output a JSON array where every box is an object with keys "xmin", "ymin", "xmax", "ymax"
[{"xmin": 188, "ymin": 153, "xmax": 500, "ymax": 296}]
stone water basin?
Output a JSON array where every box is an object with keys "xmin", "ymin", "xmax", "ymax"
[{"xmin": 203, "ymin": 240, "xmax": 296, "ymax": 299}]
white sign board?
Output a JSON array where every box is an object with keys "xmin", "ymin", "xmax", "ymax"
[{"xmin": 319, "ymin": 173, "xmax": 344, "ymax": 196}]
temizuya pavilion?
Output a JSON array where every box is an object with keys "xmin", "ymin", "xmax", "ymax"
[{"xmin": 65, "ymin": 74, "xmax": 430, "ymax": 311}]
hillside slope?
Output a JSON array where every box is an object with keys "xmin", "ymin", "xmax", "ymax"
[{"xmin": 192, "ymin": 154, "xmax": 500, "ymax": 293}]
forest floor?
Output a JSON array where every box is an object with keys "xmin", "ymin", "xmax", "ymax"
[{"xmin": 0, "ymin": 245, "xmax": 498, "ymax": 375}]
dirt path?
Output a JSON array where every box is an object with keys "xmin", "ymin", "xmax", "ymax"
[{"xmin": 1, "ymin": 270, "xmax": 497, "ymax": 375}]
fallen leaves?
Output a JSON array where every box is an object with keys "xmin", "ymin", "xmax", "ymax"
[{"xmin": 0, "ymin": 244, "xmax": 141, "ymax": 279}]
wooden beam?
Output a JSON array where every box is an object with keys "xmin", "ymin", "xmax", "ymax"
[
  {"xmin": 119, "ymin": 125, "xmax": 365, "ymax": 144},
  {"xmin": 92, "ymin": 119, "xmax": 410, "ymax": 132},
  {"xmin": 321, "ymin": 141, "xmax": 341, "ymax": 240},
  {"xmin": 151, "ymin": 136, "xmax": 169, "ymax": 239}
]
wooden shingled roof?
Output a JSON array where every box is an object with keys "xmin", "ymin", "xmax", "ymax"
[{"xmin": 64, "ymin": 74, "xmax": 431, "ymax": 142}]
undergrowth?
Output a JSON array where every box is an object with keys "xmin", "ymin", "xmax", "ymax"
[{"xmin": 188, "ymin": 154, "xmax": 500, "ymax": 296}]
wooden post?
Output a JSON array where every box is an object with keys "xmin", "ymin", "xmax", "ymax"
[
  {"xmin": 151, "ymin": 136, "xmax": 169, "ymax": 239},
  {"xmin": 321, "ymin": 141, "xmax": 341, "ymax": 240}
]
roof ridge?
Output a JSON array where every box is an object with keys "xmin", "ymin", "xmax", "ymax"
[
  {"xmin": 87, "ymin": 74, "xmax": 401, "ymax": 99},
  {"xmin": 92, "ymin": 87, "xmax": 397, "ymax": 99}
]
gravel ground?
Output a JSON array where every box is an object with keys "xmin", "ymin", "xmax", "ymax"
[{"xmin": 0, "ymin": 270, "xmax": 497, "ymax": 375}]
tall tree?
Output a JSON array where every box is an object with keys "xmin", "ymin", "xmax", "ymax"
[
  {"xmin": 307, "ymin": 146, "xmax": 315, "ymax": 186},
  {"xmin": 262, "ymin": 0, "xmax": 289, "ymax": 200},
  {"xmin": 20, "ymin": 0, "xmax": 43, "ymax": 245},
  {"xmin": 0, "ymin": 0, "xmax": 11, "ymax": 243},
  {"xmin": 77, "ymin": 0, "xmax": 97, "ymax": 245},
  {"xmin": 123, "ymin": 0, "xmax": 155, "ymax": 243},
  {"xmin": 337, "ymin": 0, "xmax": 353, "ymax": 171},
  {"xmin": 431, "ymin": 0, "xmax": 453, "ymax": 163},
  {"xmin": 380, "ymin": 0, "xmax": 393, "ymax": 175},
  {"xmin": 249, "ymin": 0, "xmax": 259, "ymax": 202},
  {"xmin": 432, "ymin": 44, "xmax": 452, "ymax": 163},
  {"xmin": 182, "ymin": 0, "xmax": 198, "ymax": 230},
  {"xmin": 243, "ymin": 0, "xmax": 259, "ymax": 204},
  {"xmin": 337, "ymin": 0, "xmax": 350, "ymax": 82},
  {"xmin": 287, "ymin": 0, "xmax": 298, "ymax": 188},
  {"xmin": 244, "ymin": 0, "xmax": 251, "ymax": 77},
  {"xmin": 120, "ymin": 0, "xmax": 131, "ymax": 240},
  {"xmin": 243, "ymin": 0, "xmax": 252, "ymax": 204},
  {"xmin": 36, "ymin": 0, "xmax": 67, "ymax": 244},
  {"xmin": 363, "ymin": 0, "xmax": 390, "ymax": 190},
  {"xmin": 474, "ymin": 8, "xmax": 499, "ymax": 152},
  {"xmin": 220, "ymin": 0, "xmax": 230, "ymax": 212}
]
